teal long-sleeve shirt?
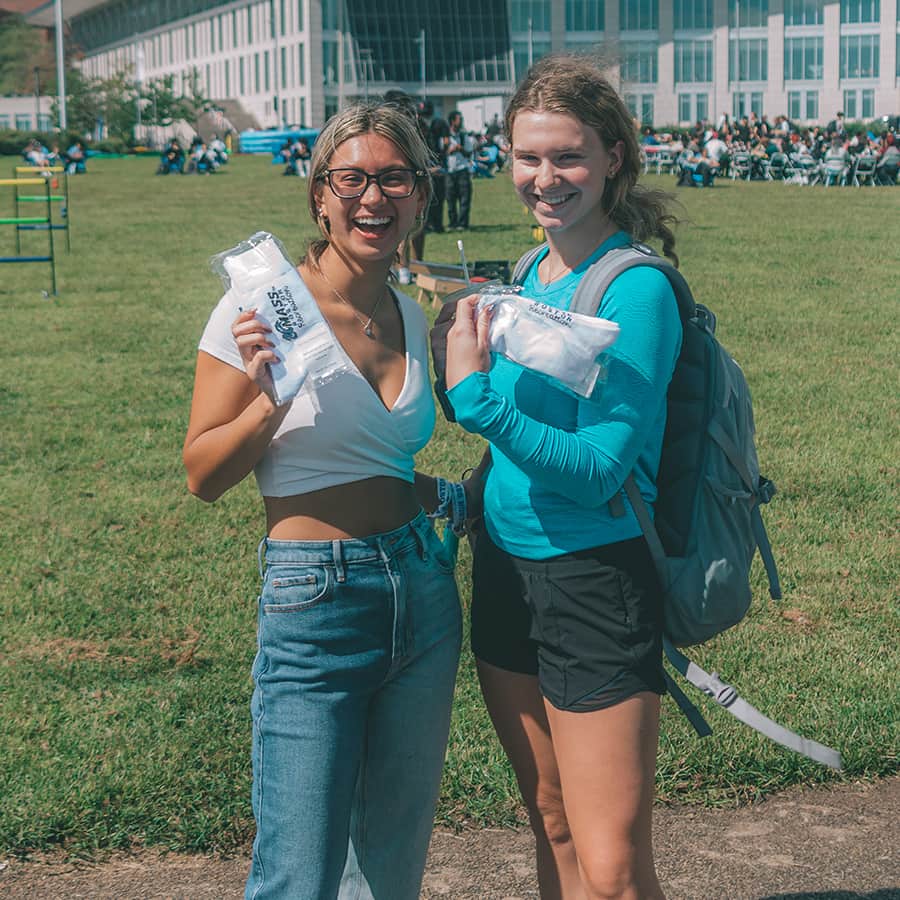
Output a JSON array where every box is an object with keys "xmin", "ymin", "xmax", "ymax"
[{"xmin": 447, "ymin": 232, "xmax": 682, "ymax": 559}]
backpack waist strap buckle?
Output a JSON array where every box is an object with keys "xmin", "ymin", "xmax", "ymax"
[{"xmin": 757, "ymin": 477, "xmax": 777, "ymax": 504}]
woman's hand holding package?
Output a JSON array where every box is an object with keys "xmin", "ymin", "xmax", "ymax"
[
  {"xmin": 445, "ymin": 295, "xmax": 491, "ymax": 390},
  {"xmin": 231, "ymin": 309, "xmax": 285, "ymax": 407}
]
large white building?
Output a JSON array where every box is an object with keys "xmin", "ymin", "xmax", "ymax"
[{"xmin": 26, "ymin": 1, "xmax": 900, "ymax": 129}]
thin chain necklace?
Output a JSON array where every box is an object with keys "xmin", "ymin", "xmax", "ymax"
[
  {"xmin": 543, "ymin": 219, "xmax": 618, "ymax": 283},
  {"xmin": 319, "ymin": 268, "xmax": 387, "ymax": 340}
]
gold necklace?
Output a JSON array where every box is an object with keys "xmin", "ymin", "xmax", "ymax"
[
  {"xmin": 319, "ymin": 269, "xmax": 387, "ymax": 340},
  {"xmin": 542, "ymin": 255, "xmax": 572, "ymax": 283}
]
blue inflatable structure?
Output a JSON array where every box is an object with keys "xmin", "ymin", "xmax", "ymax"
[{"xmin": 239, "ymin": 128, "xmax": 319, "ymax": 155}]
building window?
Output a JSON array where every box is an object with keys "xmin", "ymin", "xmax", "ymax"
[
  {"xmin": 729, "ymin": 0, "xmax": 768, "ymax": 27},
  {"xmin": 674, "ymin": 0, "xmax": 713, "ymax": 30},
  {"xmin": 513, "ymin": 40, "xmax": 552, "ymax": 78},
  {"xmin": 254, "ymin": 52, "xmax": 261, "ymax": 93},
  {"xmin": 730, "ymin": 38, "xmax": 768, "ymax": 82},
  {"xmin": 281, "ymin": 46, "xmax": 287, "ymax": 89},
  {"xmin": 840, "ymin": 34, "xmax": 879, "ymax": 79},
  {"xmin": 248, "ymin": 6, "xmax": 253, "ymax": 44},
  {"xmin": 752, "ymin": 91, "xmax": 763, "ymax": 115},
  {"xmin": 297, "ymin": 0, "xmax": 304, "ymax": 32},
  {"xmin": 624, "ymin": 93, "xmax": 655, "ymax": 124},
  {"xmin": 788, "ymin": 90, "xmax": 801, "ymax": 119},
  {"xmin": 323, "ymin": 39, "xmax": 338, "ymax": 86},
  {"xmin": 300, "ymin": 96, "xmax": 306, "ymax": 125},
  {"xmin": 784, "ymin": 37, "xmax": 823, "ymax": 81},
  {"xmin": 861, "ymin": 88, "xmax": 874, "ymax": 118},
  {"xmin": 843, "ymin": 89, "xmax": 857, "ymax": 118},
  {"xmin": 840, "ymin": 0, "xmax": 879, "ymax": 24},
  {"xmin": 784, "ymin": 0, "xmax": 823, "ymax": 25},
  {"xmin": 239, "ymin": 57, "xmax": 246, "ymax": 94},
  {"xmin": 805, "ymin": 91, "xmax": 818, "ymax": 119},
  {"xmin": 37, "ymin": 114, "xmax": 52, "ymax": 131},
  {"xmin": 679, "ymin": 93, "xmax": 692, "ymax": 121},
  {"xmin": 675, "ymin": 39, "xmax": 712, "ymax": 82},
  {"xmin": 264, "ymin": 51, "xmax": 271, "ymax": 92},
  {"xmin": 566, "ymin": 0, "xmax": 604, "ymax": 30},
  {"xmin": 621, "ymin": 43, "xmax": 658, "ymax": 83},
  {"xmin": 511, "ymin": 0, "xmax": 552, "ymax": 31},
  {"xmin": 211, "ymin": 18, "xmax": 216, "ymax": 54},
  {"xmin": 697, "ymin": 94, "xmax": 708, "ymax": 121},
  {"xmin": 280, "ymin": 0, "xmax": 287, "ymax": 35},
  {"xmin": 620, "ymin": 0, "xmax": 658, "ymax": 31},
  {"xmin": 298, "ymin": 43, "xmax": 305, "ymax": 86},
  {"xmin": 0, "ymin": 115, "xmax": 10, "ymax": 129},
  {"xmin": 15, "ymin": 114, "xmax": 31, "ymax": 130}
]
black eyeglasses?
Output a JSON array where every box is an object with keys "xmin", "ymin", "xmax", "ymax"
[{"xmin": 322, "ymin": 167, "xmax": 424, "ymax": 199}]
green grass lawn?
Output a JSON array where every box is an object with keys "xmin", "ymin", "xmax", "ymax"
[{"xmin": 1, "ymin": 154, "xmax": 897, "ymax": 855}]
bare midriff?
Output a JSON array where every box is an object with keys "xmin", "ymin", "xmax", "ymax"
[{"xmin": 264, "ymin": 476, "xmax": 421, "ymax": 541}]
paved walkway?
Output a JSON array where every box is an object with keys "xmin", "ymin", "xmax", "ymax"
[{"xmin": 1, "ymin": 776, "xmax": 898, "ymax": 899}]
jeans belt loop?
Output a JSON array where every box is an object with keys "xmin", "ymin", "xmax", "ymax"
[
  {"xmin": 332, "ymin": 539, "xmax": 346, "ymax": 583},
  {"xmin": 256, "ymin": 536, "xmax": 267, "ymax": 580}
]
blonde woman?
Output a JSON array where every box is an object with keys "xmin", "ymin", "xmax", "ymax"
[{"xmin": 184, "ymin": 103, "xmax": 470, "ymax": 900}]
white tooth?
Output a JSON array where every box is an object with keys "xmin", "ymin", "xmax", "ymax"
[{"xmin": 356, "ymin": 217, "xmax": 390, "ymax": 225}]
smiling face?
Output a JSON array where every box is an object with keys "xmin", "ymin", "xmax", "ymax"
[
  {"xmin": 314, "ymin": 131, "xmax": 425, "ymax": 266},
  {"xmin": 511, "ymin": 110, "xmax": 623, "ymax": 238}
]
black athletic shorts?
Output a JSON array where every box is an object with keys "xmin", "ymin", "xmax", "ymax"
[{"xmin": 470, "ymin": 530, "xmax": 666, "ymax": 712}]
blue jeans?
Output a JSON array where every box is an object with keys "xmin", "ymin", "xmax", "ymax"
[{"xmin": 245, "ymin": 511, "xmax": 462, "ymax": 900}]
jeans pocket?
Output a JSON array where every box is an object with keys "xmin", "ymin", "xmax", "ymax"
[
  {"xmin": 264, "ymin": 566, "xmax": 331, "ymax": 613},
  {"xmin": 424, "ymin": 525, "xmax": 456, "ymax": 575}
]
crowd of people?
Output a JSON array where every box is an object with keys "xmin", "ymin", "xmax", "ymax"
[
  {"xmin": 156, "ymin": 133, "xmax": 229, "ymax": 175},
  {"xmin": 20, "ymin": 138, "xmax": 86, "ymax": 175},
  {"xmin": 642, "ymin": 111, "xmax": 900, "ymax": 187}
]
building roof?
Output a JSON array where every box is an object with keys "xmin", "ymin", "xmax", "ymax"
[
  {"xmin": 25, "ymin": 0, "xmax": 108, "ymax": 27},
  {"xmin": 0, "ymin": 0, "xmax": 47, "ymax": 13}
]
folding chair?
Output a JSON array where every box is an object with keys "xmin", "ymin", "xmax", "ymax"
[
  {"xmin": 766, "ymin": 153, "xmax": 789, "ymax": 181},
  {"xmin": 730, "ymin": 152, "xmax": 752, "ymax": 181},
  {"xmin": 850, "ymin": 155, "xmax": 878, "ymax": 187},
  {"xmin": 654, "ymin": 149, "xmax": 675, "ymax": 176},
  {"xmin": 822, "ymin": 159, "xmax": 848, "ymax": 187}
]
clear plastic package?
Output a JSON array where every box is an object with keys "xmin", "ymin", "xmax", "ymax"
[
  {"xmin": 210, "ymin": 232, "xmax": 350, "ymax": 406},
  {"xmin": 475, "ymin": 285, "xmax": 620, "ymax": 399}
]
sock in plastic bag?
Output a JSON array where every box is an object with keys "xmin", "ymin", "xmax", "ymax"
[
  {"xmin": 476, "ymin": 286, "xmax": 620, "ymax": 398},
  {"xmin": 210, "ymin": 232, "xmax": 349, "ymax": 406}
]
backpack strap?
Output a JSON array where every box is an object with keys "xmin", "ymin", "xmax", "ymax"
[
  {"xmin": 663, "ymin": 640, "xmax": 843, "ymax": 770},
  {"xmin": 511, "ymin": 243, "xmax": 547, "ymax": 286},
  {"xmin": 568, "ymin": 242, "xmax": 696, "ymax": 322}
]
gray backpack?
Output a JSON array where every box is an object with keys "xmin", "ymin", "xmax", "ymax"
[{"xmin": 512, "ymin": 242, "xmax": 842, "ymax": 770}]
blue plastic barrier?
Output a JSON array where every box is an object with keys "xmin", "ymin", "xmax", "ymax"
[{"xmin": 239, "ymin": 128, "xmax": 319, "ymax": 155}]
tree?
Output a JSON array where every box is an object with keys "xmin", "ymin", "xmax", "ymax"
[
  {"xmin": 0, "ymin": 13, "xmax": 56, "ymax": 96},
  {"xmin": 51, "ymin": 67, "xmax": 99, "ymax": 136},
  {"xmin": 140, "ymin": 70, "xmax": 208, "ymax": 130}
]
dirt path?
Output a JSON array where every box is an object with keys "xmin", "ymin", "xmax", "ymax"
[{"xmin": 1, "ymin": 777, "xmax": 897, "ymax": 899}]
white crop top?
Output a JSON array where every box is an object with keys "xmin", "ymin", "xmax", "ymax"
[{"xmin": 198, "ymin": 280, "xmax": 436, "ymax": 497}]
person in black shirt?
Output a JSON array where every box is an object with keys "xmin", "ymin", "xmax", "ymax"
[{"xmin": 419, "ymin": 101, "xmax": 449, "ymax": 233}]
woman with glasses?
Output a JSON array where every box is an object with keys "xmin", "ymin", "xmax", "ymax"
[{"xmin": 184, "ymin": 103, "xmax": 472, "ymax": 899}]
